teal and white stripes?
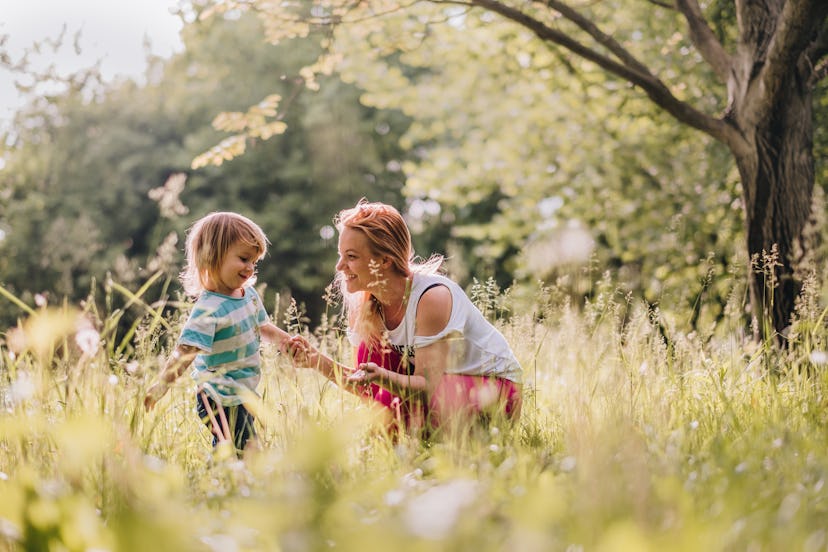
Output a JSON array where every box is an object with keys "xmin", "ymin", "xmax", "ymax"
[{"xmin": 179, "ymin": 287, "xmax": 267, "ymax": 406}]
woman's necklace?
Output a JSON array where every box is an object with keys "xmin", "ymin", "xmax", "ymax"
[{"xmin": 380, "ymin": 277, "xmax": 411, "ymax": 329}]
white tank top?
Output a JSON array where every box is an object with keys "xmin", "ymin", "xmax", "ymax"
[{"xmin": 354, "ymin": 273, "xmax": 522, "ymax": 383}]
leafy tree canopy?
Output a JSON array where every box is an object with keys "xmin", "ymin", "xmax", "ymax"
[{"xmin": 0, "ymin": 9, "xmax": 409, "ymax": 328}]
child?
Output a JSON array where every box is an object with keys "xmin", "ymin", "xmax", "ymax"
[{"xmin": 144, "ymin": 211, "xmax": 290, "ymax": 454}]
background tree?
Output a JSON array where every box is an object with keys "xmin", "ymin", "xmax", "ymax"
[
  {"xmin": 0, "ymin": 10, "xmax": 408, "ymax": 327},
  {"xmin": 332, "ymin": 10, "xmax": 744, "ymax": 332},
  {"xmin": 200, "ymin": 0, "xmax": 828, "ymax": 339}
]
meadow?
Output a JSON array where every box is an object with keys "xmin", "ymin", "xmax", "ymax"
[{"xmin": 1, "ymin": 273, "xmax": 827, "ymax": 552}]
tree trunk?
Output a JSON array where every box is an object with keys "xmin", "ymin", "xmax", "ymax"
[{"xmin": 732, "ymin": 78, "xmax": 815, "ymax": 340}]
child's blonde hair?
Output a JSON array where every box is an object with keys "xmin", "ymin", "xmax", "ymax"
[
  {"xmin": 335, "ymin": 199, "xmax": 442, "ymax": 347},
  {"xmin": 181, "ymin": 212, "xmax": 269, "ymax": 297}
]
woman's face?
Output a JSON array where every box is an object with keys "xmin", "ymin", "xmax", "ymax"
[{"xmin": 336, "ymin": 227, "xmax": 383, "ymax": 294}]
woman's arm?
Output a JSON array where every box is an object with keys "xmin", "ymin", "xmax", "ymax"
[
  {"xmin": 354, "ymin": 284, "xmax": 453, "ymax": 398},
  {"xmin": 283, "ymin": 335, "xmax": 358, "ymax": 383}
]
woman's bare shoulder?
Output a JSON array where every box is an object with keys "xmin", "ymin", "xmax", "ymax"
[{"xmin": 415, "ymin": 284, "xmax": 452, "ymax": 335}]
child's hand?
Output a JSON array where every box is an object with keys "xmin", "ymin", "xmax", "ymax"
[
  {"xmin": 282, "ymin": 335, "xmax": 316, "ymax": 366},
  {"xmin": 144, "ymin": 381, "xmax": 169, "ymax": 411}
]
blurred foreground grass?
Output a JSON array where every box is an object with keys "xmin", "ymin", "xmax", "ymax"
[{"xmin": 1, "ymin": 277, "xmax": 827, "ymax": 552}]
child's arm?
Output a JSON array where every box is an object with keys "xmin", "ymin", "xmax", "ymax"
[
  {"xmin": 144, "ymin": 344, "xmax": 201, "ymax": 411},
  {"xmin": 261, "ymin": 322, "xmax": 291, "ymax": 347}
]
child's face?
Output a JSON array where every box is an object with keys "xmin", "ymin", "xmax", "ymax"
[{"xmin": 208, "ymin": 241, "xmax": 260, "ymax": 297}]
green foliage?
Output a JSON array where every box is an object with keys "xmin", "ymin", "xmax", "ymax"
[
  {"xmin": 402, "ymin": 8, "xmax": 737, "ymax": 323},
  {"xmin": 0, "ymin": 10, "xmax": 409, "ymax": 326},
  {"xmin": 207, "ymin": 0, "xmax": 754, "ymax": 325},
  {"xmin": 211, "ymin": 0, "xmax": 828, "ymax": 343},
  {"xmin": 1, "ymin": 275, "xmax": 828, "ymax": 550}
]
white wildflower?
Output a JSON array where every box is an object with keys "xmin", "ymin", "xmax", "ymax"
[
  {"xmin": 403, "ymin": 479, "xmax": 478, "ymax": 539},
  {"xmin": 560, "ymin": 456, "xmax": 577, "ymax": 472},
  {"xmin": 639, "ymin": 361, "xmax": 649, "ymax": 375},
  {"xmin": 810, "ymin": 351, "xmax": 827, "ymax": 365},
  {"xmin": 10, "ymin": 372, "xmax": 35, "ymax": 403},
  {"xmin": 384, "ymin": 489, "xmax": 406, "ymax": 506},
  {"xmin": 74, "ymin": 327, "xmax": 100, "ymax": 356},
  {"xmin": 200, "ymin": 534, "xmax": 238, "ymax": 552}
]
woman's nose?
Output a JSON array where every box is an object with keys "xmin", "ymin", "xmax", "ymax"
[{"xmin": 335, "ymin": 256, "xmax": 345, "ymax": 271}]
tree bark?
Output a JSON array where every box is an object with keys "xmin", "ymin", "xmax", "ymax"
[
  {"xmin": 732, "ymin": 80, "xmax": 815, "ymax": 339},
  {"xmin": 725, "ymin": 0, "xmax": 826, "ymax": 340},
  {"xmin": 469, "ymin": 0, "xmax": 826, "ymax": 338}
]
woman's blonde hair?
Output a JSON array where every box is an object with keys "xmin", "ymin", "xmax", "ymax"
[
  {"xmin": 181, "ymin": 212, "xmax": 269, "ymax": 297},
  {"xmin": 335, "ymin": 199, "xmax": 442, "ymax": 346}
]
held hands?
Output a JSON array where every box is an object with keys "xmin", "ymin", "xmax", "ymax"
[{"xmin": 281, "ymin": 335, "xmax": 318, "ymax": 367}]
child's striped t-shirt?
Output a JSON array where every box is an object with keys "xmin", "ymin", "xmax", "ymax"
[{"xmin": 179, "ymin": 286, "xmax": 268, "ymax": 406}]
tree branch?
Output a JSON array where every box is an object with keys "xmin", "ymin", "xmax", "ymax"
[
  {"xmin": 458, "ymin": 0, "xmax": 736, "ymax": 143},
  {"xmin": 675, "ymin": 0, "xmax": 731, "ymax": 82},
  {"xmin": 542, "ymin": 0, "xmax": 653, "ymax": 77},
  {"xmin": 751, "ymin": 0, "xmax": 828, "ymax": 121},
  {"xmin": 814, "ymin": 23, "xmax": 828, "ymax": 59},
  {"xmin": 805, "ymin": 18, "xmax": 828, "ymax": 86},
  {"xmin": 811, "ymin": 58, "xmax": 828, "ymax": 85}
]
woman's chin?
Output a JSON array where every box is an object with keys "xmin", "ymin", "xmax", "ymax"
[{"xmin": 344, "ymin": 279, "xmax": 359, "ymax": 293}]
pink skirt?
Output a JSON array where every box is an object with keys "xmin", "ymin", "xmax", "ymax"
[{"xmin": 355, "ymin": 342, "xmax": 521, "ymax": 435}]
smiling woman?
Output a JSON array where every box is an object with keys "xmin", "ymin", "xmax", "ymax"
[{"xmin": 287, "ymin": 200, "xmax": 523, "ymax": 438}]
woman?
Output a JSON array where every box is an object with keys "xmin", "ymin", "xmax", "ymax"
[{"xmin": 289, "ymin": 200, "xmax": 522, "ymax": 436}]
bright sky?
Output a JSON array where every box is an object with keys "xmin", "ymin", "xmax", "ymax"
[{"xmin": 0, "ymin": 0, "xmax": 184, "ymax": 124}]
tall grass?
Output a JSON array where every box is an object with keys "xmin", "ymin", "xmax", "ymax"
[{"xmin": 0, "ymin": 273, "xmax": 827, "ymax": 552}]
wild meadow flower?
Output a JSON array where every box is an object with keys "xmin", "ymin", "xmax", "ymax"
[
  {"xmin": 125, "ymin": 361, "xmax": 140, "ymax": 375},
  {"xmin": 5, "ymin": 326, "xmax": 26, "ymax": 357},
  {"xmin": 0, "ymin": 518, "xmax": 20, "ymax": 542},
  {"xmin": 10, "ymin": 308, "xmax": 81, "ymax": 359},
  {"xmin": 366, "ymin": 259, "xmax": 388, "ymax": 291},
  {"xmin": 403, "ymin": 479, "xmax": 478, "ymax": 539},
  {"xmin": 10, "ymin": 371, "xmax": 35, "ymax": 403},
  {"xmin": 384, "ymin": 489, "xmax": 406, "ymax": 506},
  {"xmin": 560, "ymin": 456, "xmax": 577, "ymax": 472},
  {"xmin": 148, "ymin": 172, "xmax": 189, "ymax": 219},
  {"xmin": 639, "ymin": 361, "xmax": 649, "ymax": 375},
  {"xmin": 74, "ymin": 326, "xmax": 100, "ymax": 357},
  {"xmin": 200, "ymin": 534, "xmax": 238, "ymax": 552},
  {"xmin": 810, "ymin": 351, "xmax": 827, "ymax": 365}
]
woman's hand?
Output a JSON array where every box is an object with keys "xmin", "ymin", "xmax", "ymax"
[{"xmin": 348, "ymin": 362, "xmax": 385, "ymax": 383}]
